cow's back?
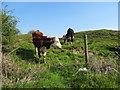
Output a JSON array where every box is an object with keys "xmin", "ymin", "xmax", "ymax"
[
  {"xmin": 33, "ymin": 36, "xmax": 54, "ymax": 49},
  {"xmin": 66, "ymin": 28, "xmax": 74, "ymax": 37}
]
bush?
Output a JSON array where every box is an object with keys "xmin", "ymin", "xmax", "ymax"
[{"xmin": 2, "ymin": 5, "xmax": 20, "ymax": 52}]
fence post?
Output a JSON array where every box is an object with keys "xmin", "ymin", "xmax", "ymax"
[{"xmin": 84, "ymin": 34, "xmax": 89, "ymax": 68}]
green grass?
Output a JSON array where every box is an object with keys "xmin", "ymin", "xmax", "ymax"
[{"xmin": 2, "ymin": 29, "xmax": 119, "ymax": 88}]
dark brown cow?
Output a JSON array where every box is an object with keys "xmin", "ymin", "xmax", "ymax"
[
  {"xmin": 32, "ymin": 30, "xmax": 47, "ymax": 55},
  {"xmin": 63, "ymin": 28, "xmax": 74, "ymax": 44},
  {"xmin": 32, "ymin": 30, "xmax": 62, "ymax": 63}
]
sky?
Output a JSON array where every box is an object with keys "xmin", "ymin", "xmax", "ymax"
[{"xmin": 2, "ymin": 2, "xmax": 118, "ymax": 37}]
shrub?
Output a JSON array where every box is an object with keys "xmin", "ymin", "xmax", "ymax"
[{"xmin": 2, "ymin": 5, "xmax": 20, "ymax": 53}]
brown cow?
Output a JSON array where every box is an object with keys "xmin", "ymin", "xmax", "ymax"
[
  {"xmin": 32, "ymin": 30, "xmax": 62, "ymax": 63},
  {"xmin": 32, "ymin": 30, "xmax": 47, "ymax": 54}
]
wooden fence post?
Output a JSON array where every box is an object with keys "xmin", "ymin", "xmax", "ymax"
[{"xmin": 84, "ymin": 34, "xmax": 89, "ymax": 68}]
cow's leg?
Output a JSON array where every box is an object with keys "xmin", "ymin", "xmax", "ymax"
[
  {"xmin": 43, "ymin": 52, "xmax": 46, "ymax": 63},
  {"xmin": 34, "ymin": 47, "xmax": 36, "ymax": 54},
  {"xmin": 43, "ymin": 47, "xmax": 47, "ymax": 63},
  {"xmin": 70, "ymin": 36, "xmax": 73, "ymax": 44},
  {"xmin": 65, "ymin": 39, "xmax": 67, "ymax": 43},
  {"xmin": 67, "ymin": 39, "xmax": 69, "ymax": 42},
  {"xmin": 67, "ymin": 39, "xmax": 70, "ymax": 43},
  {"xmin": 37, "ymin": 47, "xmax": 41, "ymax": 64},
  {"xmin": 70, "ymin": 39, "xmax": 73, "ymax": 44},
  {"xmin": 64, "ymin": 39, "xmax": 66, "ymax": 43},
  {"xmin": 35, "ymin": 47, "xmax": 38, "ymax": 55},
  {"xmin": 64, "ymin": 39, "xmax": 65, "ymax": 43}
]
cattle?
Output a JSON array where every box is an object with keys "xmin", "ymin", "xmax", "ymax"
[
  {"xmin": 63, "ymin": 28, "xmax": 74, "ymax": 44},
  {"xmin": 32, "ymin": 30, "xmax": 47, "ymax": 55},
  {"xmin": 32, "ymin": 30, "xmax": 62, "ymax": 64}
]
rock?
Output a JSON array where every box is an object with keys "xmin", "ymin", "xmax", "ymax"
[{"xmin": 78, "ymin": 67, "xmax": 87, "ymax": 72}]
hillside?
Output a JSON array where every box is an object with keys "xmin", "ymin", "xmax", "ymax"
[{"xmin": 2, "ymin": 29, "xmax": 119, "ymax": 88}]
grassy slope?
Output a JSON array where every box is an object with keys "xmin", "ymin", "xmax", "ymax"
[{"xmin": 3, "ymin": 29, "xmax": 119, "ymax": 88}]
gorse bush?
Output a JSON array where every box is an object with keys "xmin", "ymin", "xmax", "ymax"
[{"xmin": 2, "ymin": 5, "xmax": 20, "ymax": 52}]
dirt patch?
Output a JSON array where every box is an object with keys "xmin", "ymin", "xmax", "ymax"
[
  {"xmin": 71, "ymin": 49, "xmax": 84, "ymax": 54},
  {"xmin": 71, "ymin": 49, "xmax": 95, "ymax": 56}
]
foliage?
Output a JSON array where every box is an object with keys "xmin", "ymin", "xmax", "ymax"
[
  {"xmin": 2, "ymin": 5, "xmax": 20, "ymax": 52},
  {"xmin": 27, "ymin": 30, "xmax": 35, "ymax": 34}
]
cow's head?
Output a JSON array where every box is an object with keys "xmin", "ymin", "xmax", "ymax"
[
  {"xmin": 51, "ymin": 37, "xmax": 62, "ymax": 49},
  {"xmin": 32, "ymin": 30, "xmax": 44, "ymax": 38}
]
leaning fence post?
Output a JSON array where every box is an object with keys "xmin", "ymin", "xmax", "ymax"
[{"xmin": 84, "ymin": 34, "xmax": 89, "ymax": 68}]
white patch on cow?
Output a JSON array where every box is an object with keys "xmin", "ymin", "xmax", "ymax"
[
  {"xmin": 40, "ymin": 46, "xmax": 47, "ymax": 56},
  {"xmin": 52, "ymin": 37, "xmax": 62, "ymax": 48},
  {"xmin": 70, "ymin": 42, "xmax": 73, "ymax": 44},
  {"xmin": 68, "ymin": 36, "xmax": 71, "ymax": 39},
  {"xmin": 40, "ymin": 52, "xmax": 42, "ymax": 57},
  {"xmin": 35, "ymin": 47, "xmax": 38, "ymax": 55},
  {"xmin": 43, "ymin": 52, "xmax": 46, "ymax": 57},
  {"xmin": 73, "ymin": 36, "xmax": 74, "ymax": 39},
  {"xmin": 36, "ymin": 47, "xmax": 38, "ymax": 52},
  {"xmin": 43, "ymin": 34, "xmax": 46, "ymax": 36},
  {"xmin": 40, "ymin": 46, "xmax": 47, "ymax": 63}
]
